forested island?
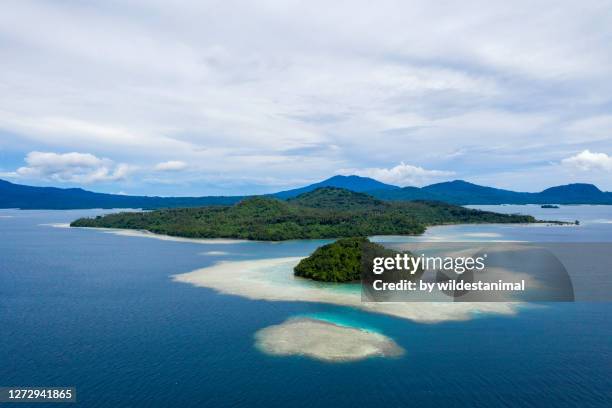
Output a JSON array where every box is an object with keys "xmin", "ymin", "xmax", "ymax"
[
  {"xmin": 71, "ymin": 187, "xmax": 537, "ymax": 241},
  {"xmin": 294, "ymin": 237, "xmax": 428, "ymax": 283},
  {"xmin": 293, "ymin": 237, "xmax": 392, "ymax": 282}
]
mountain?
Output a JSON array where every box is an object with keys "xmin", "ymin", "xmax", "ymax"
[
  {"xmin": 369, "ymin": 180, "xmax": 521, "ymax": 203},
  {"xmin": 1, "ymin": 176, "xmax": 611, "ymax": 210},
  {"xmin": 420, "ymin": 180, "xmax": 525, "ymax": 204},
  {"xmin": 0, "ymin": 179, "xmax": 241, "ymax": 209},
  {"xmin": 538, "ymin": 183, "xmax": 609, "ymax": 203},
  {"xmin": 273, "ymin": 175, "xmax": 398, "ymax": 199},
  {"xmin": 370, "ymin": 180, "xmax": 612, "ymax": 205},
  {"xmin": 288, "ymin": 187, "xmax": 387, "ymax": 211}
]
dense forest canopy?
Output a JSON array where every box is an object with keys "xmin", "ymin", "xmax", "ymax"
[
  {"xmin": 294, "ymin": 237, "xmax": 367, "ymax": 282},
  {"xmin": 294, "ymin": 237, "xmax": 407, "ymax": 282},
  {"xmin": 71, "ymin": 187, "xmax": 537, "ymax": 241}
]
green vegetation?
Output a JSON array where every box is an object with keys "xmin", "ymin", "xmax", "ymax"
[
  {"xmin": 294, "ymin": 237, "xmax": 420, "ymax": 283},
  {"xmin": 71, "ymin": 187, "xmax": 537, "ymax": 241},
  {"xmin": 287, "ymin": 187, "xmax": 387, "ymax": 210},
  {"xmin": 293, "ymin": 237, "xmax": 368, "ymax": 282}
]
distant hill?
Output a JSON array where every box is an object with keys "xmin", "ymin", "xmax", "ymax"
[
  {"xmin": 537, "ymin": 184, "xmax": 609, "ymax": 203},
  {"xmin": 0, "ymin": 179, "xmax": 241, "ymax": 209},
  {"xmin": 71, "ymin": 187, "xmax": 536, "ymax": 241},
  {"xmin": 1, "ymin": 176, "xmax": 611, "ymax": 209},
  {"xmin": 288, "ymin": 187, "xmax": 387, "ymax": 211},
  {"xmin": 372, "ymin": 180, "xmax": 524, "ymax": 204},
  {"xmin": 371, "ymin": 180, "xmax": 612, "ymax": 204},
  {"xmin": 273, "ymin": 175, "xmax": 398, "ymax": 199}
]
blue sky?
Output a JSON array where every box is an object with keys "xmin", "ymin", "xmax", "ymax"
[{"xmin": 1, "ymin": 0, "xmax": 612, "ymax": 196}]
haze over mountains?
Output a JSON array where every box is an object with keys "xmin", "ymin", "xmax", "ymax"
[{"xmin": 1, "ymin": 175, "xmax": 611, "ymax": 209}]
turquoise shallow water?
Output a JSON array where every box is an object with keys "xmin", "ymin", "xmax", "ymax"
[{"xmin": 1, "ymin": 206, "xmax": 611, "ymax": 407}]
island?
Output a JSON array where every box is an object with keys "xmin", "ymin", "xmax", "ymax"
[
  {"xmin": 294, "ymin": 236, "xmax": 427, "ymax": 284},
  {"xmin": 294, "ymin": 237, "xmax": 376, "ymax": 282},
  {"xmin": 541, "ymin": 204, "xmax": 560, "ymax": 208},
  {"xmin": 71, "ymin": 187, "xmax": 537, "ymax": 241}
]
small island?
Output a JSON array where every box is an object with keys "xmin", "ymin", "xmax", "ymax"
[
  {"xmin": 294, "ymin": 237, "xmax": 365, "ymax": 282},
  {"xmin": 71, "ymin": 187, "xmax": 537, "ymax": 241},
  {"xmin": 294, "ymin": 237, "xmax": 423, "ymax": 283},
  {"xmin": 541, "ymin": 204, "xmax": 560, "ymax": 209},
  {"xmin": 293, "ymin": 237, "xmax": 388, "ymax": 282}
]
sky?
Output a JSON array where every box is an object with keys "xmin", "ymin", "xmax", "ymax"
[{"xmin": 1, "ymin": 0, "xmax": 611, "ymax": 196}]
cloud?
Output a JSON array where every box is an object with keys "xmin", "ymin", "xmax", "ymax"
[
  {"xmin": 154, "ymin": 160, "xmax": 188, "ymax": 171},
  {"xmin": 341, "ymin": 162, "xmax": 454, "ymax": 186},
  {"xmin": 562, "ymin": 150, "xmax": 612, "ymax": 172},
  {"xmin": 1, "ymin": 1, "xmax": 611, "ymax": 193},
  {"xmin": 15, "ymin": 151, "xmax": 133, "ymax": 183}
]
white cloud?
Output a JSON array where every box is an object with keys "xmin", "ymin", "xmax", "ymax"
[
  {"xmin": 0, "ymin": 1, "xmax": 611, "ymax": 193},
  {"xmin": 15, "ymin": 151, "xmax": 134, "ymax": 183},
  {"xmin": 154, "ymin": 160, "xmax": 188, "ymax": 171},
  {"xmin": 341, "ymin": 162, "xmax": 454, "ymax": 186},
  {"xmin": 562, "ymin": 150, "xmax": 612, "ymax": 172}
]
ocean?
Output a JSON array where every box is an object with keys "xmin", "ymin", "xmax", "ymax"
[{"xmin": 1, "ymin": 205, "xmax": 611, "ymax": 407}]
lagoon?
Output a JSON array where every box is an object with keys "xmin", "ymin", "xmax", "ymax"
[{"xmin": 1, "ymin": 206, "xmax": 611, "ymax": 407}]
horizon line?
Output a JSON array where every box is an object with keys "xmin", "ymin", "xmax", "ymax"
[{"xmin": 1, "ymin": 175, "xmax": 608, "ymax": 198}]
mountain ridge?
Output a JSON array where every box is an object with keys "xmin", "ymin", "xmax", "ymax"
[
  {"xmin": 1, "ymin": 176, "xmax": 611, "ymax": 209},
  {"xmin": 273, "ymin": 175, "xmax": 398, "ymax": 199},
  {"xmin": 374, "ymin": 180, "xmax": 612, "ymax": 204}
]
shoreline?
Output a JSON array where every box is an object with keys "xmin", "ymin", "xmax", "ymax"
[
  {"xmin": 65, "ymin": 221, "xmax": 556, "ymax": 244},
  {"xmin": 61, "ymin": 225, "xmax": 249, "ymax": 244},
  {"xmin": 172, "ymin": 257, "xmax": 522, "ymax": 324}
]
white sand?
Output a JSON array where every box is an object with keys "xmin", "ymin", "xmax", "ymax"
[
  {"xmin": 40, "ymin": 222, "xmax": 71, "ymax": 228},
  {"xmin": 172, "ymin": 257, "xmax": 521, "ymax": 323},
  {"xmin": 71, "ymin": 226, "xmax": 247, "ymax": 244},
  {"xmin": 255, "ymin": 318, "xmax": 404, "ymax": 362}
]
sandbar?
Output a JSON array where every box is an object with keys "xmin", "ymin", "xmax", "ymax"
[
  {"xmin": 172, "ymin": 257, "xmax": 521, "ymax": 323},
  {"xmin": 70, "ymin": 226, "xmax": 248, "ymax": 244},
  {"xmin": 255, "ymin": 317, "xmax": 404, "ymax": 362}
]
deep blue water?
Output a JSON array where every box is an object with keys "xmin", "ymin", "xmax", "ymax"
[{"xmin": 1, "ymin": 208, "xmax": 611, "ymax": 407}]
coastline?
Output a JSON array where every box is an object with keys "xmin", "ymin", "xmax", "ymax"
[
  {"xmin": 66, "ymin": 222, "xmax": 543, "ymax": 244},
  {"xmin": 172, "ymin": 257, "xmax": 522, "ymax": 323},
  {"xmin": 63, "ymin": 225, "xmax": 249, "ymax": 244}
]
